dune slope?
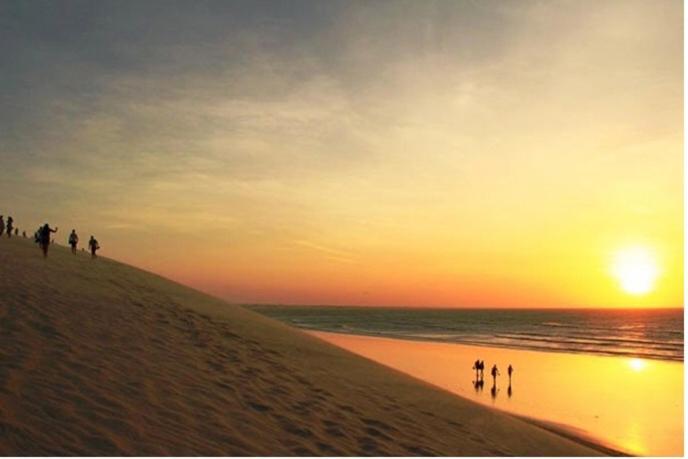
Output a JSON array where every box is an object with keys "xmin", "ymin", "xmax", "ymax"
[{"xmin": 0, "ymin": 237, "xmax": 607, "ymax": 456}]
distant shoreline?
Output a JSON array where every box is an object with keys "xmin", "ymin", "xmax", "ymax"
[{"xmin": 245, "ymin": 303, "xmax": 684, "ymax": 311}]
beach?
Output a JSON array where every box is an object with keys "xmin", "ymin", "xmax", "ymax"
[
  {"xmin": 0, "ymin": 236, "xmax": 615, "ymax": 456},
  {"xmin": 312, "ymin": 331, "xmax": 684, "ymax": 456}
]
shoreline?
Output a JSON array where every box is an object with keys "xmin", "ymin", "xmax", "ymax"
[
  {"xmin": 298, "ymin": 326, "xmax": 684, "ymax": 363},
  {"xmin": 311, "ymin": 330, "xmax": 683, "ymax": 456}
]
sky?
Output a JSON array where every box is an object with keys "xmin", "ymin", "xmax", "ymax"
[{"xmin": 0, "ymin": 0, "xmax": 683, "ymax": 308}]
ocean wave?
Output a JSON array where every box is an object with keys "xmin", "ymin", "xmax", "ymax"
[{"xmin": 253, "ymin": 306, "xmax": 684, "ymax": 362}]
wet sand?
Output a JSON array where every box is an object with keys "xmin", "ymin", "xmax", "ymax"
[
  {"xmin": 313, "ymin": 331, "xmax": 684, "ymax": 456},
  {"xmin": 0, "ymin": 237, "xmax": 613, "ymax": 456}
]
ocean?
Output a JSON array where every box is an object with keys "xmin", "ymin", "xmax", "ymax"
[{"xmin": 250, "ymin": 306, "xmax": 684, "ymax": 362}]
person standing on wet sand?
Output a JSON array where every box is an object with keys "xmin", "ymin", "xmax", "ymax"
[
  {"xmin": 0, "ymin": 215, "xmax": 4, "ymax": 236},
  {"xmin": 491, "ymin": 364, "xmax": 500, "ymax": 385},
  {"xmin": 88, "ymin": 236, "xmax": 100, "ymax": 258},
  {"xmin": 6, "ymin": 216, "xmax": 13, "ymax": 238},
  {"xmin": 68, "ymin": 229, "xmax": 79, "ymax": 254},
  {"xmin": 508, "ymin": 364, "xmax": 513, "ymax": 383},
  {"xmin": 39, "ymin": 223, "xmax": 58, "ymax": 258}
]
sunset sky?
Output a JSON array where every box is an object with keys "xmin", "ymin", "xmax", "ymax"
[{"xmin": 0, "ymin": 0, "xmax": 682, "ymax": 307}]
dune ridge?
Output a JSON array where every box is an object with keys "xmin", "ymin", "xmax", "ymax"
[{"xmin": 1, "ymin": 237, "xmax": 609, "ymax": 456}]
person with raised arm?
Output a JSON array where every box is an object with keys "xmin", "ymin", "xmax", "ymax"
[{"xmin": 39, "ymin": 223, "xmax": 58, "ymax": 258}]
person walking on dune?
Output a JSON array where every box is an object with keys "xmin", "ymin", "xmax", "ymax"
[
  {"xmin": 491, "ymin": 364, "xmax": 500, "ymax": 385},
  {"xmin": 39, "ymin": 223, "xmax": 58, "ymax": 258},
  {"xmin": 88, "ymin": 236, "xmax": 100, "ymax": 258},
  {"xmin": 6, "ymin": 216, "xmax": 14, "ymax": 238},
  {"xmin": 68, "ymin": 229, "xmax": 79, "ymax": 254},
  {"xmin": 0, "ymin": 215, "xmax": 4, "ymax": 236}
]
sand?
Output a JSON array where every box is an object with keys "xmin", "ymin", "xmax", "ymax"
[{"xmin": 0, "ymin": 237, "xmax": 613, "ymax": 456}]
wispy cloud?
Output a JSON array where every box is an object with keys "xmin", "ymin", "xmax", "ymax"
[{"xmin": 292, "ymin": 240, "xmax": 357, "ymax": 264}]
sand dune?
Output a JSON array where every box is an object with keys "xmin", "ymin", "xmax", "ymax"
[{"xmin": 0, "ymin": 237, "xmax": 609, "ymax": 456}]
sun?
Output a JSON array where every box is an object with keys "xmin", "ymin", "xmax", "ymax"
[
  {"xmin": 611, "ymin": 246, "xmax": 659, "ymax": 295},
  {"xmin": 628, "ymin": 358, "xmax": 647, "ymax": 372}
]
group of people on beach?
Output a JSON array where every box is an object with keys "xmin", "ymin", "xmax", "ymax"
[
  {"xmin": 473, "ymin": 359, "xmax": 514, "ymax": 399},
  {"xmin": 0, "ymin": 215, "xmax": 18, "ymax": 238},
  {"xmin": 1, "ymin": 215, "xmax": 100, "ymax": 259},
  {"xmin": 34, "ymin": 225, "xmax": 100, "ymax": 259},
  {"xmin": 66, "ymin": 229, "xmax": 99, "ymax": 258}
]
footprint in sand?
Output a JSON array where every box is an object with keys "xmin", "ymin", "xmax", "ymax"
[
  {"xmin": 248, "ymin": 401, "xmax": 270, "ymax": 413},
  {"xmin": 356, "ymin": 436, "xmax": 380, "ymax": 454}
]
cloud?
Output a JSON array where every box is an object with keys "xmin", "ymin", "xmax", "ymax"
[
  {"xmin": 292, "ymin": 239, "xmax": 357, "ymax": 264},
  {"xmin": 0, "ymin": 0, "xmax": 681, "ymax": 306}
]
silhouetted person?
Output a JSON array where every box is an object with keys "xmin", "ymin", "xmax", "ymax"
[
  {"xmin": 479, "ymin": 360, "xmax": 485, "ymax": 380},
  {"xmin": 507, "ymin": 364, "xmax": 513, "ymax": 383},
  {"xmin": 68, "ymin": 229, "xmax": 79, "ymax": 254},
  {"xmin": 491, "ymin": 364, "xmax": 500, "ymax": 385},
  {"xmin": 89, "ymin": 236, "xmax": 100, "ymax": 258},
  {"xmin": 14, "ymin": 228, "xmax": 18, "ymax": 236},
  {"xmin": 473, "ymin": 359, "xmax": 480, "ymax": 380},
  {"xmin": 0, "ymin": 215, "xmax": 4, "ymax": 236},
  {"xmin": 39, "ymin": 223, "xmax": 58, "ymax": 258},
  {"xmin": 6, "ymin": 216, "xmax": 13, "ymax": 238},
  {"xmin": 22, "ymin": 230, "xmax": 26, "ymax": 238}
]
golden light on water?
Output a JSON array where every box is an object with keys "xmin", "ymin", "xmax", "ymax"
[
  {"xmin": 612, "ymin": 247, "xmax": 659, "ymax": 295},
  {"xmin": 315, "ymin": 332, "xmax": 683, "ymax": 456}
]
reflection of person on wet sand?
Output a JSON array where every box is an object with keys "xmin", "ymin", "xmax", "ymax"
[
  {"xmin": 508, "ymin": 383, "xmax": 512, "ymax": 398},
  {"xmin": 490, "ymin": 381, "xmax": 498, "ymax": 400},
  {"xmin": 473, "ymin": 378, "xmax": 484, "ymax": 393}
]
